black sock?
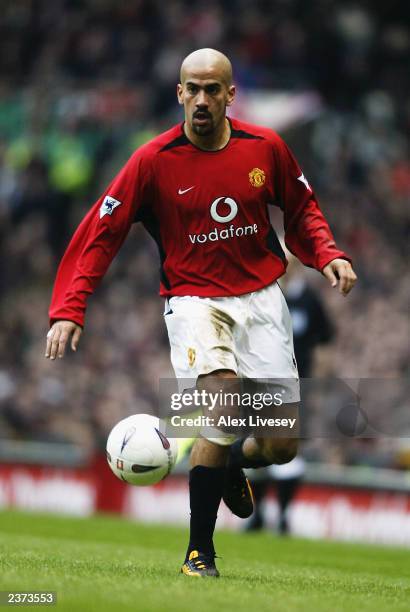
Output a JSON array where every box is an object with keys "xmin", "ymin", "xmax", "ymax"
[
  {"xmin": 228, "ymin": 438, "xmax": 271, "ymax": 469},
  {"xmin": 186, "ymin": 465, "xmax": 225, "ymax": 561}
]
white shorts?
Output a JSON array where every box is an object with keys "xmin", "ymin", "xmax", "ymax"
[{"xmin": 164, "ymin": 281, "xmax": 300, "ymax": 404}]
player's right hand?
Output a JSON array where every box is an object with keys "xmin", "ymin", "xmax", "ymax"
[{"xmin": 45, "ymin": 320, "xmax": 82, "ymax": 360}]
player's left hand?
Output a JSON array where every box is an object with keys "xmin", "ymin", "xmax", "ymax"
[{"xmin": 322, "ymin": 258, "xmax": 357, "ymax": 296}]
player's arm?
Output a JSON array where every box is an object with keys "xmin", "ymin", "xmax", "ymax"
[
  {"xmin": 45, "ymin": 149, "xmax": 152, "ymax": 360},
  {"xmin": 273, "ymin": 136, "xmax": 357, "ymax": 295}
]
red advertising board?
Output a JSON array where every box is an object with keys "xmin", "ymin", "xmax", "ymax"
[{"xmin": 1, "ymin": 458, "xmax": 409, "ymax": 546}]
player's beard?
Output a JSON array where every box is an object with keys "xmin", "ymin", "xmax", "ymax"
[{"xmin": 191, "ymin": 110, "xmax": 214, "ymax": 135}]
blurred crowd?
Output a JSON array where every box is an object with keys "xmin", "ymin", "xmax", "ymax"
[{"xmin": 0, "ymin": 0, "xmax": 409, "ymax": 468}]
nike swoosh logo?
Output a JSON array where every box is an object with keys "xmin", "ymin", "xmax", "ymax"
[{"xmin": 178, "ymin": 186, "xmax": 195, "ymax": 195}]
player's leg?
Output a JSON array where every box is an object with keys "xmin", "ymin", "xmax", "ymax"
[
  {"xmin": 194, "ymin": 370, "xmax": 255, "ymax": 522},
  {"xmin": 182, "ymin": 369, "xmax": 255, "ymax": 576},
  {"xmin": 163, "ymin": 296, "xmax": 251, "ymax": 576},
  {"xmin": 182, "ymin": 438, "xmax": 227, "ymax": 577},
  {"xmin": 182, "ymin": 370, "xmax": 233, "ymax": 577}
]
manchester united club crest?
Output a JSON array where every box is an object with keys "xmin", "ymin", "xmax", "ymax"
[
  {"xmin": 188, "ymin": 347, "xmax": 196, "ymax": 367},
  {"xmin": 249, "ymin": 167, "xmax": 266, "ymax": 188}
]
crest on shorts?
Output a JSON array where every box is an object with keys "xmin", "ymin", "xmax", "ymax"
[
  {"xmin": 249, "ymin": 167, "xmax": 266, "ymax": 188},
  {"xmin": 188, "ymin": 348, "xmax": 196, "ymax": 367}
]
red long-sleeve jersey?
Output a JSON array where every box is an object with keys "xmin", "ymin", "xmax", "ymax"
[{"xmin": 49, "ymin": 118, "xmax": 350, "ymax": 327}]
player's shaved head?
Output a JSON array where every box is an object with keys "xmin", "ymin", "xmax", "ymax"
[
  {"xmin": 180, "ymin": 48, "xmax": 233, "ymax": 86},
  {"xmin": 178, "ymin": 48, "xmax": 235, "ymax": 148}
]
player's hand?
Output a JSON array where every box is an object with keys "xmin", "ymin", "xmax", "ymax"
[
  {"xmin": 322, "ymin": 258, "xmax": 357, "ymax": 296},
  {"xmin": 45, "ymin": 320, "xmax": 82, "ymax": 360}
]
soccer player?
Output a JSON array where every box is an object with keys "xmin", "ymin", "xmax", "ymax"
[{"xmin": 45, "ymin": 49, "xmax": 357, "ymax": 577}]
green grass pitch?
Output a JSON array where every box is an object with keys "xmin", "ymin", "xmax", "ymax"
[{"xmin": 0, "ymin": 509, "xmax": 409, "ymax": 612}]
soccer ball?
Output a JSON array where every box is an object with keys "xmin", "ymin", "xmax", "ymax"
[{"xmin": 106, "ymin": 414, "xmax": 178, "ymax": 486}]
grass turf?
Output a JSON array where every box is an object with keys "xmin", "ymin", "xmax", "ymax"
[{"xmin": 0, "ymin": 509, "xmax": 409, "ymax": 612}]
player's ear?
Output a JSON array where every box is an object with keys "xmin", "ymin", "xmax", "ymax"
[
  {"xmin": 177, "ymin": 83, "xmax": 184, "ymax": 105},
  {"xmin": 226, "ymin": 85, "xmax": 236, "ymax": 107}
]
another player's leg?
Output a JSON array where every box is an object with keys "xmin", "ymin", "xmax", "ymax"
[{"xmin": 276, "ymin": 475, "xmax": 301, "ymax": 535}]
